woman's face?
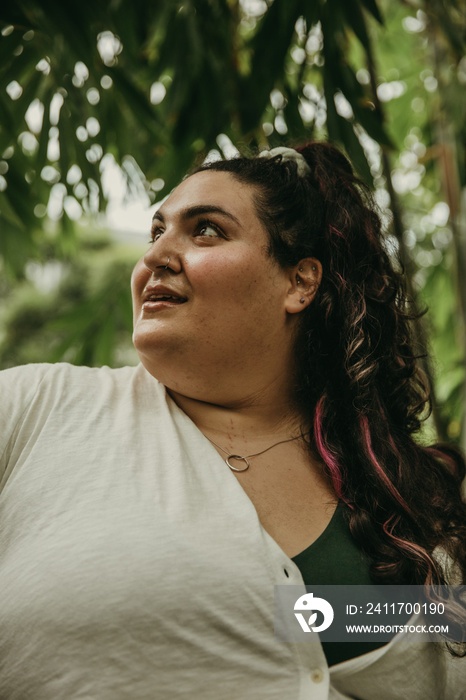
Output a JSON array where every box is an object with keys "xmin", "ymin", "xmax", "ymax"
[{"xmin": 131, "ymin": 170, "xmax": 298, "ymax": 399}]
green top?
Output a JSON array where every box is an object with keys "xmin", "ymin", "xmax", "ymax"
[{"xmin": 291, "ymin": 501, "xmax": 388, "ymax": 667}]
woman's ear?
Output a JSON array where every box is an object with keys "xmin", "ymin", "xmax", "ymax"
[{"xmin": 285, "ymin": 258, "xmax": 322, "ymax": 314}]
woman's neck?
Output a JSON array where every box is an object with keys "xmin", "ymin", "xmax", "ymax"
[{"xmin": 167, "ymin": 382, "xmax": 303, "ymax": 446}]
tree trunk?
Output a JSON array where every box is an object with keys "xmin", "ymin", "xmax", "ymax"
[{"xmin": 362, "ymin": 9, "xmax": 446, "ymax": 440}]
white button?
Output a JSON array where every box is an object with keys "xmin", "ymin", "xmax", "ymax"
[{"xmin": 310, "ymin": 668, "xmax": 324, "ymax": 683}]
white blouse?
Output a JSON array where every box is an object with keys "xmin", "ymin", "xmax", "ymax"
[{"xmin": 0, "ymin": 363, "xmax": 464, "ymax": 699}]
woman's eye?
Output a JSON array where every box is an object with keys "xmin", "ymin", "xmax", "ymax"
[
  {"xmin": 197, "ymin": 223, "xmax": 220, "ymax": 238},
  {"xmin": 148, "ymin": 221, "xmax": 222, "ymax": 244},
  {"xmin": 150, "ymin": 230, "xmax": 164, "ymax": 243}
]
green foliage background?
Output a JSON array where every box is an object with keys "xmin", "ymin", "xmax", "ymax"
[{"xmin": 0, "ymin": 0, "xmax": 465, "ymax": 448}]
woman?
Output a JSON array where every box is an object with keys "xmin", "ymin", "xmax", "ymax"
[{"xmin": 0, "ymin": 142, "xmax": 464, "ymax": 699}]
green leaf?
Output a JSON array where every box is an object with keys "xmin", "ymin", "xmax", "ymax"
[
  {"xmin": 239, "ymin": 0, "xmax": 305, "ymax": 132},
  {"xmin": 359, "ymin": 0, "xmax": 384, "ymax": 25}
]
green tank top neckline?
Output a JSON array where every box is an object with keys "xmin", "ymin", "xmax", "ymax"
[{"xmin": 290, "ymin": 500, "xmax": 391, "ymax": 666}]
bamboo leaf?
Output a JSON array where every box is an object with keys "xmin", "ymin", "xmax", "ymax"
[{"xmin": 359, "ymin": 0, "xmax": 384, "ymax": 25}]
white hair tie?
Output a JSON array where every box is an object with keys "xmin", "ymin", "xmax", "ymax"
[{"xmin": 258, "ymin": 146, "xmax": 311, "ymax": 177}]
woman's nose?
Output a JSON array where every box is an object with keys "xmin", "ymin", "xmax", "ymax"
[{"xmin": 143, "ymin": 234, "xmax": 181, "ymax": 273}]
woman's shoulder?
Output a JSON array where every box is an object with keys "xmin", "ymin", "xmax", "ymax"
[
  {"xmin": 433, "ymin": 546, "xmax": 463, "ymax": 585},
  {"xmin": 0, "ymin": 363, "xmax": 164, "ymax": 488},
  {"xmin": 0, "ymin": 361, "xmax": 150, "ymax": 384},
  {"xmin": 0, "ymin": 362, "xmax": 162, "ymax": 416}
]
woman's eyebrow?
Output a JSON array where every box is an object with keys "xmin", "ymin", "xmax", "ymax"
[{"xmin": 152, "ymin": 205, "xmax": 240, "ymax": 225}]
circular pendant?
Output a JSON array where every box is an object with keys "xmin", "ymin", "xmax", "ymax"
[{"xmin": 226, "ymin": 454, "xmax": 250, "ymax": 472}]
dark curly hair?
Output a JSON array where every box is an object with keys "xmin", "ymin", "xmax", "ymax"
[{"xmin": 194, "ymin": 142, "xmax": 466, "ymax": 651}]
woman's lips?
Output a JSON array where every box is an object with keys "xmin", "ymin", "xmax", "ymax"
[{"xmin": 141, "ymin": 298, "xmax": 187, "ymax": 311}]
